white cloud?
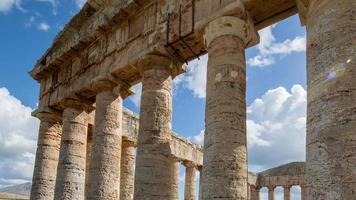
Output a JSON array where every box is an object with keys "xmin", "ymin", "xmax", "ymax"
[
  {"xmin": 75, "ymin": 0, "xmax": 86, "ymax": 8},
  {"xmin": 248, "ymin": 84, "xmax": 306, "ymax": 171},
  {"xmin": 184, "ymin": 55, "xmax": 208, "ymax": 99},
  {"xmin": 248, "ymin": 24, "xmax": 306, "ymax": 67},
  {"xmin": 0, "ymin": 88, "xmax": 39, "ymax": 187},
  {"xmin": 188, "ymin": 85, "xmax": 306, "ymax": 172},
  {"xmin": 188, "ymin": 130, "xmax": 204, "ymax": 145},
  {"xmin": 37, "ymin": 22, "xmax": 50, "ymax": 31},
  {"xmin": 129, "ymin": 83, "xmax": 142, "ymax": 108},
  {"xmin": 0, "ymin": 0, "xmax": 21, "ymax": 13}
]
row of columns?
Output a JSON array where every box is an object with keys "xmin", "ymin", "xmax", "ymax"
[
  {"xmin": 30, "ymin": 0, "xmax": 355, "ymax": 199},
  {"xmin": 249, "ymin": 185, "xmax": 306, "ymax": 200}
]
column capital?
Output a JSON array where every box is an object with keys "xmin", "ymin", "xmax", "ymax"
[
  {"xmin": 296, "ymin": 0, "xmax": 331, "ymax": 26},
  {"xmin": 183, "ymin": 161, "xmax": 196, "ymax": 168},
  {"xmin": 91, "ymin": 76, "xmax": 134, "ymax": 98},
  {"xmin": 203, "ymin": 15, "xmax": 259, "ymax": 49},
  {"xmin": 32, "ymin": 106, "xmax": 62, "ymax": 122},
  {"xmin": 267, "ymin": 186, "xmax": 276, "ymax": 191},
  {"xmin": 283, "ymin": 185, "xmax": 292, "ymax": 190},
  {"xmin": 136, "ymin": 54, "xmax": 186, "ymax": 78},
  {"xmin": 60, "ymin": 97, "xmax": 95, "ymax": 112}
]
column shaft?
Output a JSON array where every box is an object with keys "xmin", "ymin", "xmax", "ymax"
[
  {"xmin": 30, "ymin": 112, "xmax": 62, "ymax": 200},
  {"xmin": 306, "ymin": 0, "xmax": 356, "ymax": 199},
  {"xmin": 184, "ymin": 165, "xmax": 196, "ymax": 200},
  {"xmin": 120, "ymin": 141, "xmax": 136, "ymax": 200},
  {"xmin": 199, "ymin": 168, "xmax": 203, "ymax": 200},
  {"xmin": 171, "ymin": 159, "xmax": 180, "ymax": 200},
  {"xmin": 250, "ymin": 186, "xmax": 260, "ymax": 200},
  {"xmin": 283, "ymin": 187, "xmax": 290, "ymax": 200},
  {"xmin": 202, "ymin": 16, "xmax": 257, "ymax": 199},
  {"xmin": 87, "ymin": 89, "xmax": 123, "ymax": 199},
  {"xmin": 134, "ymin": 55, "xmax": 174, "ymax": 200},
  {"xmin": 268, "ymin": 188, "xmax": 274, "ymax": 200},
  {"xmin": 54, "ymin": 106, "xmax": 89, "ymax": 200}
]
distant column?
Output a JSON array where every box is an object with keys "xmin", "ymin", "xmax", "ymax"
[
  {"xmin": 120, "ymin": 140, "xmax": 136, "ymax": 200},
  {"xmin": 250, "ymin": 186, "xmax": 260, "ymax": 200},
  {"xmin": 301, "ymin": 185, "xmax": 306, "ymax": 200},
  {"xmin": 202, "ymin": 14, "xmax": 259, "ymax": 199},
  {"xmin": 283, "ymin": 186, "xmax": 291, "ymax": 200},
  {"xmin": 54, "ymin": 100, "xmax": 92, "ymax": 200},
  {"xmin": 30, "ymin": 107, "xmax": 62, "ymax": 200},
  {"xmin": 198, "ymin": 167, "xmax": 203, "ymax": 200},
  {"xmin": 171, "ymin": 158, "xmax": 180, "ymax": 200},
  {"xmin": 184, "ymin": 162, "xmax": 196, "ymax": 200},
  {"xmin": 268, "ymin": 187, "xmax": 275, "ymax": 200}
]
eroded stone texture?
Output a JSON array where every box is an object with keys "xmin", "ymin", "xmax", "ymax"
[
  {"xmin": 170, "ymin": 158, "xmax": 180, "ymax": 200},
  {"xmin": 120, "ymin": 141, "xmax": 135, "ymax": 200},
  {"xmin": 133, "ymin": 54, "xmax": 175, "ymax": 200},
  {"xmin": 87, "ymin": 81, "xmax": 124, "ymax": 200},
  {"xmin": 249, "ymin": 186, "xmax": 260, "ymax": 200},
  {"xmin": 202, "ymin": 15, "xmax": 258, "ymax": 200},
  {"xmin": 30, "ymin": 108, "xmax": 62, "ymax": 200},
  {"xmin": 184, "ymin": 163, "xmax": 196, "ymax": 200},
  {"xmin": 54, "ymin": 104, "xmax": 90, "ymax": 200},
  {"xmin": 305, "ymin": 0, "xmax": 356, "ymax": 199}
]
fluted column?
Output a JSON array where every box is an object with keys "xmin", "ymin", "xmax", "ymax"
[
  {"xmin": 202, "ymin": 14, "xmax": 259, "ymax": 199},
  {"xmin": 250, "ymin": 186, "xmax": 260, "ymax": 200},
  {"xmin": 30, "ymin": 107, "xmax": 62, "ymax": 200},
  {"xmin": 184, "ymin": 162, "xmax": 196, "ymax": 200},
  {"xmin": 283, "ymin": 186, "xmax": 291, "ymax": 200},
  {"xmin": 268, "ymin": 187, "xmax": 275, "ymax": 200},
  {"xmin": 305, "ymin": 0, "xmax": 356, "ymax": 199},
  {"xmin": 120, "ymin": 140, "xmax": 136, "ymax": 200},
  {"xmin": 133, "ymin": 54, "xmax": 179, "ymax": 200},
  {"xmin": 87, "ymin": 81, "xmax": 131, "ymax": 200},
  {"xmin": 54, "ymin": 100, "xmax": 92, "ymax": 200}
]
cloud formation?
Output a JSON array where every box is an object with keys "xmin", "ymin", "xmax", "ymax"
[
  {"xmin": 188, "ymin": 84, "xmax": 306, "ymax": 172},
  {"xmin": 0, "ymin": 88, "xmax": 39, "ymax": 187},
  {"xmin": 247, "ymin": 25, "xmax": 306, "ymax": 67},
  {"xmin": 37, "ymin": 22, "xmax": 50, "ymax": 31},
  {"xmin": 0, "ymin": 0, "xmax": 21, "ymax": 13}
]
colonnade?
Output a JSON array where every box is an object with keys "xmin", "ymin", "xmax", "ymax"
[
  {"xmin": 248, "ymin": 185, "xmax": 306, "ymax": 200},
  {"xmin": 29, "ymin": 0, "xmax": 355, "ymax": 199}
]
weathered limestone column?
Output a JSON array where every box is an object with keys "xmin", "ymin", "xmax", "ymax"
[
  {"xmin": 87, "ymin": 81, "xmax": 131, "ymax": 200},
  {"xmin": 250, "ymin": 186, "xmax": 260, "ymax": 200},
  {"xmin": 184, "ymin": 162, "xmax": 196, "ymax": 200},
  {"xmin": 283, "ymin": 186, "xmax": 291, "ymax": 200},
  {"xmin": 133, "ymin": 54, "xmax": 178, "ymax": 200},
  {"xmin": 202, "ymin": 14, "xmax": 258, "ymax": 199},
  {"xmin": 30, "ymin": 107, "xmax": 62, "ymax": 200},
  {"xmin": 85, "ymin": 124, "xmax": 93, "ymax": 199},
  {"xmin": 305, "ymin": 0, "xmax": 356, "ymax": 199},
  {"xmin": 171, "ymin": 158, "xmax": 180, "ymax": 200},
  {"xmin": 268, "ymin": 187, "xmax": 275, "ymax": 200},
  {"xmin": 54, "ymin": 100, "xmax": 92, "ymax": 200},
  {"xmin": 120, "ymin": 140, "xmax": 136, "ymax": 200}
]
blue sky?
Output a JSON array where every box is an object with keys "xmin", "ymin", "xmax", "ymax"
[{"xmin": 0, "ymin": 1, "xmax": 306, "ymax": 199}]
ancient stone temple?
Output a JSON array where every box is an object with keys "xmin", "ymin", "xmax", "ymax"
[{"xmin": 29, "ymin": 0, "xmax": 355, "ymax": 200}]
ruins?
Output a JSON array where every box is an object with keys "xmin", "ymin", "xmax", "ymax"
[{"xmin": 28, "ymin": 0, "xmax": 355, "ymax": 199}]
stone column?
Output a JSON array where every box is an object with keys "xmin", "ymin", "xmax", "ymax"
[
  {"xmin": 250, "ymin": 186, "xmax": 260, "ymax": 200},
  {"xmin": 133, "ymin": 54, "xmax": 176, "ymax": 200},
  {"xmin": 184, "ymin": 162, "xmax": 196, "ymax": 200},
  {"xmin": 198, "ymin": 167, "xmax": 203, "ymax": 200},
  {"xmin": 54, "ymin": 100, "xmax": 92, "ymax": 200},
  {"xmin": 202, "ymin": 15, "xmax": 258, "ymax": 199},
  {"xmin": 305, "ymin": 0, "xmax": 356, "ymax": 199},
  {"xmin": 171, "ymin": 158, "xmax": 180, "ymax": 200},
  {"xmin": 85, "ymin": 124, "xmax": 93, "ymax": 199},
  {"xmin": 30, "ymin": 107, "xmax": 62, "ymax": 200},
  {"xmin": 283, "ymin": 186, "xmax": 291, "ymax": 200},
  {"xmin": 87, "ymin": 81, "xmax": 131, "ymax": 200},
  {"xmin": 301, "ymin": 185, "xmax": 306, "ymax": 200},
  {"xmin": 120, "ymin": 140, "xmax": 136, "ymax": 200},
  {"xmin": 268, "ymin": 187, "xmax": 275, "ymax": 200}
]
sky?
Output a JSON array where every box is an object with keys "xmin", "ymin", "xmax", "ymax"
[{"xmin": 0, "ymin": 1, "xmax": 307, "ymax": 199}]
